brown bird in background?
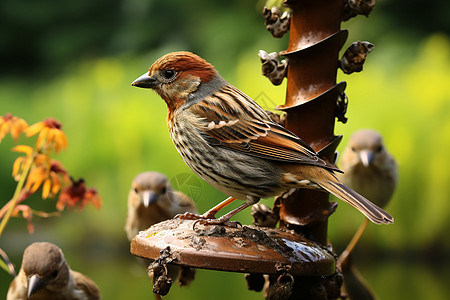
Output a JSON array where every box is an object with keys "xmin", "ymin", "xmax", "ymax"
[
  {"xmin": 125, "ymin": 171, "xmax": 198, "ymax": 287},
  {"xmin": 125, "ymin": 171, "xmax": 198, "ymax": 240},
  {"xmin": 338, "ymin": 129, "xmax": 397, "ymax": 210},
  {"xmin": 7, "ymin": 242, "xmax": 100, "ymax": 300},
  {"xmin": 131, "ymin": 51, "xmax": 394, "ymax": 226},
  {"xmin": 337, "ymin": 129, "xmax": 397, "ymax": 255},
  {"xmin": 337, "ymin": 129, "xmax": 398, "ymax": 299}
]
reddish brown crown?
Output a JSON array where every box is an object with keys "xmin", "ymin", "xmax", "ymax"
[{"xmin": 149, "ymin": 51, "xmax": 217, "ymax": 83}]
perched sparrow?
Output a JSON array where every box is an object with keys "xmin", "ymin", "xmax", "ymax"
[
  {"xmin": 338, "ymin": 129, "xmax": 397, "ymax": 209},
  {"xmin": 125, "ymin": 171, "xmax": 198, "ymax": 240},
  {"xmin": 125, "ymin": 172, "xmax": 197, "ymax": 288},
  {"xmin": 337, "ymin": 129, "xmax": 397, "ymax": 266},
  {"xmin": 7, "ymin": 242, "xmax": 100, "ymax": 300},
  {"xmin": 132, "ymin": 51, "xmax": 393, "ymax": 225}
]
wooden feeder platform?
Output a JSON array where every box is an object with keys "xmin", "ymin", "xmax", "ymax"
[{"xmin": 130, "ymin": 218, "xmax": 335, "ymax": 276}]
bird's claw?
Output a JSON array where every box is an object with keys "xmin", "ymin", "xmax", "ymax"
[
  {"xmin": 174, "ymin": 210, "xmax": 242, "ymax": 229},
  {"xmin": 173, "ymin": 212, "xmax": 210, "ymax": 220},
  {"xmin": 192, "ymin": 218, "xmax": 242, "ymax": 230}
]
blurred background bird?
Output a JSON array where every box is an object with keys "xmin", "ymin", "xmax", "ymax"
[
  {"xmin": 338, "ymin": 129, "xmax": 397, "ymax": 210},
  {"xmin": 337, "ymin": 129, "xmax": 398, "ymax": 255},
  {"xmin": 125, "ymin": 171, "xmax": 198, "ymax": 288},
  {"xmin": 125, "ymin": 171, "xmax": 198, "ymax": 240},
  {"xmin": 131, "ymin": 51, "xmax": 393, "ymax": 226},
  {"xmin": 337, "ymin": 129, "xmax": 398, "ymax": 300},
  {"xmin": 7, "ymin": 242, "xmax": 100, "ymax": 300}
]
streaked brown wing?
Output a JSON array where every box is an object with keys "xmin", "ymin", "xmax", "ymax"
[{"xmin": 189, "ymin": 84, "xmax": 339, "ymax": 171}]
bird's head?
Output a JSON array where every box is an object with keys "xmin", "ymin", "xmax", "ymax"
[
  {"xmin": 132, "ymin": 51, "xmax": 217, "ymax": 113},
  {"xmin": 131, "ymin": 172, "xmax": 172, "ymax": 208},
  {"xmin": 22, "ymin": 242, "xmax": 69, "ymax": 297},
  {"xmin": 347, "ymin": 129, "xmax": 386, "ymax": 167}
]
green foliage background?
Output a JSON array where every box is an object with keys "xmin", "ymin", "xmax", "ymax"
[{"xmin": 1, "ymin": 0, "xmax": 450, "ymax": 299}]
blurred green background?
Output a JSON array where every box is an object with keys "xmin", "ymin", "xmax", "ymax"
[{"xmin": 1, "ymin": 0, "xmax": 450, "ymax": 299}]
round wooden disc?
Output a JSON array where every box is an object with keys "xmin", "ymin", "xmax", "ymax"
[{"xmin": 130, "ymin": 219, "xmax": 335, "ymax": 276}]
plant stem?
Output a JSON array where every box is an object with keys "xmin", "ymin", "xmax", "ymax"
[
  {"xmin": 0, "ymin": 155, "xmax": 34, "ymax": 237},
  {"xmin": 337, "ymin": 218, "xmax": 369, "ymax": 267}
]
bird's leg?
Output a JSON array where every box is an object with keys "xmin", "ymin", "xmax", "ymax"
[
  {"xmin": 192, "ymin": 202, "xmax": 250, "ymax": 229},
  {"xmin": 176, "ymin": 196, "xmax": 260, "ymax": 228},
  {"xmin": 201, "ymin": 196, "xmax": 237, "ymax": 219},
  {"xmin": 193, "ymin": 196, "xmax": 259, "ymax": 228},
  {"xmin": 175, "ymin": 197, "xmax": 236, "ymax": 220},
  {"xmin": 214, "ymin": 202, "xmax": 251, "ymax": 223}
]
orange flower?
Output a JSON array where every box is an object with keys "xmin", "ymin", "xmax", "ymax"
[
  {"xmin": 0, "ymin": 113, "xmax": 28, "ymax": 142},
  {"xmin": 11, "ymin": 145, "xmax": 36, "ymax": 180},
  {"xmin": 57, "ymin": 178, "xmax": 102, "ymax": 211},
  {"xmin": 12, "ymin": 144, "xmax": 68, "ymax": 198},
  {"xmin": 42, "ymin": 161, "xmax": 69, "ymax": 199},
  {"xmin": 13, "ymin": 151, "xmax": 50, "ymax": 194},
  {"xmin": 26, "ymin": 118, "xmax": 68, "ymax": 153},
  {"xmin": 26, "ymin": 159, "xmax": 69, "ymax": 198}
]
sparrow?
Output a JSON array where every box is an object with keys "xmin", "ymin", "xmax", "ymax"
[
  {"xmin": 125, "ymin": 171, "xmax": 198, "ymax": 240},
  {"xmin": 337, "ymin": 129, "xmax": 397, "ymax": 266},
  {"xmin": 7, "ymin": 242, "xmax": 100, "ymax": 300},
  {"xmin": 125, "ymin": 172, "xmax": 197, "ymax": 287},
  {"xmin": 338, "ymin": 129, "xmax": 397, "ymax": 210},
  {"xmin": 131, "ymin": 51, "xmax": 393, "ymax": 226}
]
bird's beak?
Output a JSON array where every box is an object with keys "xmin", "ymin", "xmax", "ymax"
[
  {"xmin": 142, "ymin": 190, "xmax": 158, "ymax": 207},
  {"xmin": 132, "ymin": 73, "xmax": 158, "ymax": 89},
  {"xmin": 28, "ymin": 275, "xmax": 45, "ymax": 298},
  {"xmin": 358, "ymin": 150, "xmax": 373, "ymax": 167}
]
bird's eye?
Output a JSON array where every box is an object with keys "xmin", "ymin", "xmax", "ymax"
[
  {"xmin": 161, "ymin": 187, "xmax": 167, "ymax": 194},
  {"xmin": 134, "ymin": 188, "xmax": 139, "ymax": 194},
  {"xmin": 51, "ymin": 270, "xmax": 58, "ymax": 278},
  {"xmin": 376, "ymin": 145, "xmax": 383, "ymax": 152},
  {"xmin": 351, "ymin": 147, "xmax": 356, "ymax": 152},
  {"xmin": 163, "ymin": 69, "xmax": 176, "ymax": 79}
]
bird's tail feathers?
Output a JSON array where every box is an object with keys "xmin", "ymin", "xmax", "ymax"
[{"xmin": 317, "ymin": 173, "xmax": 394, "ymax": 225}]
